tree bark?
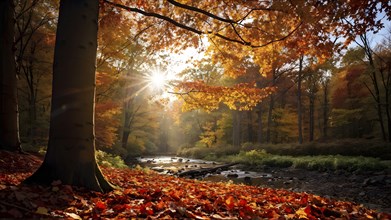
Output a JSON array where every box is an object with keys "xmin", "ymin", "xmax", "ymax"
[
  {"xmin": 24, "ymin": 0, "xmax": 114, "ymax": 192},
  {"xmin": 0, "ymin": 0, "xmax": 21, "ymax": 151}
]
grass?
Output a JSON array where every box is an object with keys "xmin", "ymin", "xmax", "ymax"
[
  {"xmin": 240, "ymin": 139, "xmax": 391, "ymax": 160},
  {"xmin": 177, "ymin": 139, "xmax": 391, "ymax": 172}
]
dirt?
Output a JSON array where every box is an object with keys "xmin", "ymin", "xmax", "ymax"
[{"xmin": 217, "ymin": 166, "xmax": 391, "ymax": 214}]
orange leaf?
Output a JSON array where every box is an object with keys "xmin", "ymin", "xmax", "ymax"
[{"xmin": 225, "ymin": 196, "xmax": 235, "ymax": 210}]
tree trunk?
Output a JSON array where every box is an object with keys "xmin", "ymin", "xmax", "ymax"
[
  {"xmin": 27, "ymin": 42, "xmax": 39, "ymax": 142},
  {"xmin": 0, "ymin": 1, "xmax": 21, "ymax": 151},
  {"xmin": 380, "ymin": 68, "xmax": 391, "ymax": 141},
  {"xmin": 360, "ymin": 34, "xmax": 386, "ymax": 140},
  {"xmin": 121, "ymin": 104, "xmax": 132, "ymax": 149},
  {"xmin": 266, "ymin": 94, "xmax": 274, "ymax": 143},
  {"xmin": 386, "ymin": 100, "xmax": 391, "ymax": 142},
  {"xmin": 24, "ymin": 0, "xmax": 114, "ymax": 192},
  {"xmin": 232, "ymin": 110, "xmax": 241, "ymax": 148},
  {"xmin": 322, "ymin": 79, "xmax": 329, "ymax": 139},
  {"xmin": 309, "ymin": 95, "xmax": 315, "ymax": 141},
  {"xmin": 247, "ymin": 111, "xmax": 254, "ymax": 142},
  {"xmin": 266, "ymin": 68, "xmax": 277, "ymax": 143},
  {"xmin": 297, "ymin": 56, "xmax": 303, "ymax": 144},
  {"xmin": 256, "ymin": 104, "xmax": 263, "ymax": 143},
  {"xmin": 121, "ymin": 130, "xmax": 131, "ymax": 149}
]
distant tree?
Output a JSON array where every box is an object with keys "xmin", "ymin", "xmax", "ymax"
[{"xmin": 14, "ymin": 0, "xmax": 55, "ymax": 143}]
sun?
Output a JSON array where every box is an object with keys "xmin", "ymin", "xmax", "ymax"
[
  {"xmin": 149, "ymin": 71, "xmax": 166, "ymax": 90},
  {"xmin": 144, "ymin": 68, "xmax": 170, "ymax": 92}
]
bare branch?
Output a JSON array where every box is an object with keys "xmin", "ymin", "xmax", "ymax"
[{"xmin": 166, "ymin": 0, "xmax": 236, "ymax": 23}]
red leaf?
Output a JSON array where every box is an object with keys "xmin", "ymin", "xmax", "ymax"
[
  {"xmin": 140, "ymin": 202, "xmax": 154, "ymax": 215},
  {"xmin": 238, "ymin": 199, "xmax": 247, "ymax": 206},
  {"xmin": 95, "ymin": 201, "xmax": 107, "ymax": 211}
]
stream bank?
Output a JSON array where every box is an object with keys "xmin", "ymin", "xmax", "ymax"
[{"xmin": 134, "ymin": 156, "xmax": 391, "ymax": 213}]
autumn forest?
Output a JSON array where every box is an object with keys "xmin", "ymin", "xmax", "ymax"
[{"xmin": 1, "ymin": 0, "xmax": 391, "ymax": 219}]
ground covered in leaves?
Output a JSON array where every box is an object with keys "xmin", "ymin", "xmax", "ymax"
[{"xmin": 0, "ymin": 150, "xmax": 390, "ymax": 219}]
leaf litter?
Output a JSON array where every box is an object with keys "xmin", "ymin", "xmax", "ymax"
[{"xmin": 0, "ymin": 150, "xmax": 390, "ymax": 219}]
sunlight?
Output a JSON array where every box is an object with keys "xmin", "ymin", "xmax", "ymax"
[
  {"xmin": 120, "ymin": 45, "xmax": 207, "ymax": 109},
  {"xmin": 149, "ymin": 71, "xmax": 167, "ymax": 90}
]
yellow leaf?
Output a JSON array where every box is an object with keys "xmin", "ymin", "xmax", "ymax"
[
  {"xmin": 295, "ymin": 208, "xmax": 308, "ymax": 219},
  {"xmin": 36, "ymin": 207, "xmax": 49, "ymax": 215},
  {"xmin": 52, "ymin": 186, "xmax": 59, "ymax": 192}
]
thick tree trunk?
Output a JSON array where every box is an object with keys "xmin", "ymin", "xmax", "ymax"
[
  {"xmin": 297, "ymin": 56, "xmax": 304, "ymax": 144},
  {"xmin": 0, "ymin": 1, "xmax": 21, "ymax": 151},
  {"xmin": 25, "ymin": 0, "xmax": 114, "ymax": 192}
]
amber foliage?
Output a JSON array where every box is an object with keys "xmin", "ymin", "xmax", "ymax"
[{"xmin": 176, "ymin": 81, "xmax": 275, "ymax": 111}]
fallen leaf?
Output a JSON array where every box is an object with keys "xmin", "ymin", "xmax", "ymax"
[
  {"xmin": 95, "ymin": 200, "xmax": 107, "ymax": 211},
  {"xmin": 64, "ymin": 212, "xmax": 82, "ymax": 220},
  {"xmin": 36, "ymin": 207, "xmax": 49, "ymax": 215}
]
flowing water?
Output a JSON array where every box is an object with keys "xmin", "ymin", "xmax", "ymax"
[{"xmin": 136, "ymin": 156, "xmax": 274, "ymax": 186}]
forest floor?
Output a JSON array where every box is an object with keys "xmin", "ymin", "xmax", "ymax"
[
  {"xmin": 0, "ymin": 150, "xmax": 390, "ymax": 219},
  {"xmin": 241, "ymin": 166, "xmax": 391, "ymax": 214},
  {"xmin": 138, "ymin": 156, "xmax": 391, "ymax": 214}
]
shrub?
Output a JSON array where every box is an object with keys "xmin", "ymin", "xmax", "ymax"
[
  {"xmin": 96, "ymin": 150, "xmax": 128, "ymax": 168},
  {"xmin": 241, "ymin": 142, "xmax": 257, "ymax": 151},
  {"xmin": 177, "ymin": 146, "xmax": 212, "ymax": 159},
  {"xmin": 262, "ymin": 156, "xmax": 293, "ymax": 168}
]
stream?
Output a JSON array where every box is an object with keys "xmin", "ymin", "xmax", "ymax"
[{"xmin": 137, "ymin": 156, "xmax": 296, "ymax": 188}]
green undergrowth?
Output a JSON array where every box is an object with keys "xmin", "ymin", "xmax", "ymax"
[
  {"xmin": 221, "ymin": 150, "xmax": 391, "ymax": 172},
  {"xmin": 240, "ymin": 139, "xmax": 391, "ymax": 160},
  {"xmin": 96, "ymin": 150, "xmax": 128, "ymax": 168},
  {"xmin": 177, "ymin": 139, "xmax": 391, "ymax": 172}
]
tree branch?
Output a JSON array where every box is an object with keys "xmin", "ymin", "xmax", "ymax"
[
  {"xmin": 166, "ymin": 0, "xmax": 236, "ymax": 23},
  {"xmin": 102, "ymin": 0, "xmax": 302, "ymax": 48}
]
